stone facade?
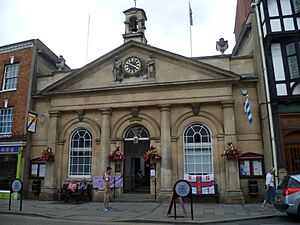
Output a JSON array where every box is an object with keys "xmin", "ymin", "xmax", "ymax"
[{"xmin": 31, "ymin": 40, "xmax": 264, "ymax": 203}]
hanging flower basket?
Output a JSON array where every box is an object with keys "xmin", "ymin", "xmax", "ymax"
[
  {"xmin": 40, "ymin": 147, "xmax": 55, "ymax": 162},
  {"xmin": 144, "ymin": 146, "xmax": 161, "ymax": 162},
  {"xmin": 108, "ymin": 146, "xmax": 125, "ymax": 161},
  {"xmin": 222, "ymin": 142, "xmax": 242, "ymax": 159}
]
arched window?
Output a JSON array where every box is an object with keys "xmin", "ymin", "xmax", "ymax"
[
  {"xmin": 184, "ymin": 124, "xmax": 213, "ymax": 175},
  {"xmin": 68, "ymin": 129, "xmax": 92, "ymax": 178}
]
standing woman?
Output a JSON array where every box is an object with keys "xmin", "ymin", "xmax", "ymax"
[
  {"xmin": 261, "ymin": 167, "xmax": 276, "ymax": 208},
  {"xmin": 103, "ymin": 166, "xmax": 112, "ymax": 211}
]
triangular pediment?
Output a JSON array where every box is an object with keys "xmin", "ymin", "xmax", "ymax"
[{"xmin": 40, "ymin": 41, "xmax": 240, "ymax": 95}]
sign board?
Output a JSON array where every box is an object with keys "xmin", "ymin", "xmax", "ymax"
[
  {"xmin": 9, "ymin": 179, "xmax": 23, "ymax": 211},
  {"xmin": 168, "ymin": 180, "xmax": 193, "ymax": 220},
  {"xmin": 27, "ymin": 111, "xmax": 38, "ymax": 133},
  {"xmin": 174, "ymin": 180, "xmax": 191, "ymax": 197},
  {"xmin": 11, "ymin": 179, "xmax": 23, "ymax": 193}
]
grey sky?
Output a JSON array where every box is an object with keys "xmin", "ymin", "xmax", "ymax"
[{"xmin": 0, "ymin": 0, "xmax": 237, "ymax": 68}]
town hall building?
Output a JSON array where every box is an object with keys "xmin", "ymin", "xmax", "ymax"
[{"xmin": 29, "ymin": 7, "xmax": 266, "ymax": 203}]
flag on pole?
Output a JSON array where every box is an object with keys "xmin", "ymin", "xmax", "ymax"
[
  {"xmin": 244, "ymin": 98, "xmax": 253, "ymax": 124},
  {"xmin": 189, "ymin": 1, "xmax": 193, "ymax": 26}
]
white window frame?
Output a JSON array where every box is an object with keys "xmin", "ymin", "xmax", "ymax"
[
  {"xmin": 68, "ymin": 129, "xmax": 92, "ymax": 178},
  {"xmin": 183, "ymin": 123, "xmax": 213, "ymax": 176},
  {"xmin": 2, "ymin": 64, "xmax": 19, "ymax": 91},
  {"xmin": 0, "ymin": 108, "xmax": 13, "ymax": 135}
]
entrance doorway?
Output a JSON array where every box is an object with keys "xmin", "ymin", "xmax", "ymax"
[
  {"xmin": 284, "ymin": 131, "xmax": 300, "ymax": 174},
  {"xmin": 123, "ymin": 126, "xmax": 150, "ymax": 193}
]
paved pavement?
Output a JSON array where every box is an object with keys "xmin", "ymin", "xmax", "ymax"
[{"xmin": 0, "ymin": 198, "xmax": 284, "ymax": 224}]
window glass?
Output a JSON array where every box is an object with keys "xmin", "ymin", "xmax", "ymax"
[
  {"xmin": 276, "ymin": 83, "xmax": 288, "ymax": 95},
  {"xmin": 3, "ymin": 64, "xmax": 19, "ymax": 90},
  {"xmin": 290, "ymin": 177, "xmax": 300, "ymax": 188},
  {"xmin": 240, "ymin": 160, "xmax": 251, "ymax": 176},
  {"xmin": 0, "ymin": 155, "xmax": 17, "ymax": 190},
  {"xmin": 281, "ymin": 0, "xmax": 292, "ymax": 15},
  {"xmin": 268, "ymin": 0, "xmax": 279, "ymax": 16},
  {"xmin": 39, "ymin": 164, "xmax": 45, "ymax": 177},
  {"xmin": 68, "ymin": 129, "xmax": 92, "ymax": 177},
  {"xmin": 292, "ymin": 0, "xmax": 300, "ymax": 13},
  {"xmin": 270, "ymin": 19, "xmax": 282, "ymax": 31},
  {"xmin": 263, "ymin": 23, "xmax": 267, "ymax": 37},
  {"xmin": 260, "ymin": 2, "xmax": 265, "ymax": 22},
  {"xmin": 292, "ymin": 83, "xmax": 300, "ymax": 95},
  {"xmin": 184, "ymin": 124, "xmax": 213, "ymax": 175},
  {"xmin": 124, "ymin": 126, "xmax": 149, "ymax": 140},
  {"xmin": 288, "ymin": 56, "xmax": 300, "ymax": 79},
  {"xmin": 284, "ymin": 18, "xmax": 295, "ymax": 30},
  {"xmin": 271, "ymin": 44, "xmax": 285, "ymax": 81},
  {"xmin": 278, "ymin": 176, "xmax": 289, "ymax": 189},
  {"xmin": 286, "ymin": 43, "xmax": 296, "ymax": 55},
  {"xmin": 0, "ymin": 108, "xmax": 14, "ymax": 135}
]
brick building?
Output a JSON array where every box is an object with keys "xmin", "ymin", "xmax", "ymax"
[{"xmin": 0, "ymin": 40, "xmax": 69, "ymax": 198}]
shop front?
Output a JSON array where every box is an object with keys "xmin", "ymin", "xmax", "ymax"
[{"xmin": 0, "ymin": 145, "xmax": 23, "ymax": 199}]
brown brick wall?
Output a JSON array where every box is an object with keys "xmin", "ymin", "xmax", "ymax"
[
  {"xmin": 0, "ymin": 47, "xmax": 33, "ymax": 139},
  {"xmin": 234, "ymin": 0, "xmax": 252, "ymax": 40}
]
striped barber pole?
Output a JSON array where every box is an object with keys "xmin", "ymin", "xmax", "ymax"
[{"xmin": 244, "ymin": 98, "xmax": 253, "ymax": 124}]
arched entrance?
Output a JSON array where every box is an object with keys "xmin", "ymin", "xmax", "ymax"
[{"xmin": 123, "ymin": 125, "xmax": 150, "ymax": 193}]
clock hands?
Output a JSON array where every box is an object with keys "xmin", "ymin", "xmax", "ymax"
[{"xmin": 126, "ymin": 62, "xmax": 139, "ymax": 70}]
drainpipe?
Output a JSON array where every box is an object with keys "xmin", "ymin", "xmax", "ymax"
[{"xmin": 252, "ymin": 0, "xmax": 278, "ymax": 179}]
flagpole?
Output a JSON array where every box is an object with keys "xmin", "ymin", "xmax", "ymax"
[
  {"xmin": 85, "ymin": 12, "xmax": 90, "ymax": 65},
  {"xmin": 190, "ymin": 20, "xmax": 192, "ymax": 57},
  {"xmin": 189, "ymin": 1, "xmax": 193, "ymax": 57}
]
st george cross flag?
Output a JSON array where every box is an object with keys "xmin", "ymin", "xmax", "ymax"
[
  {"xmin": 244, "ymin": 98, "xmax": 253, "ymax": 124},
  {"xmin": 184, "ymin": 174, "xmax": 215, "ymax": 195}
]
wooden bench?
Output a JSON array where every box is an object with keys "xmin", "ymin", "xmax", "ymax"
[{"xmin": 57, "ymin": 183, "xmax": 93, "ymax": 203}]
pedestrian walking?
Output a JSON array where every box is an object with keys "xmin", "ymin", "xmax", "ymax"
[
  {"xmin": 261, "ymin": 167, "xmax": 276, "ymax": 208},
  {"xmin": 103, "ymin": 166, "xmax": 112, "ymax": 211}
]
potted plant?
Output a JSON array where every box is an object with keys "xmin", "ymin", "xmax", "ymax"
[
  {"xmin": 40, "ymin": 147, "xmax": 55, "ymax": 162},
  {"xmin": 108, "ymin": 146, "xmax": 125, "ymax": 161},
  {"xmin": 222, "ymin": 142, "xmax": 241, "ymax": 159},
  {"xmin": 144, "ymin": 146, "xmax": 161, "ymax": 162}
]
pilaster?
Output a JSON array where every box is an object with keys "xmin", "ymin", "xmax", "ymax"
[
  {"xmin": 99, "ymin": 108, "xmax": 112, "ymax": 176},
  {"xmin": 40, "ymin": 111, "xmax": 61, "ymax": 200},
  {"xmin": 159, "ymin": 105, "xmax": 172, "ymax": 200},
  {"xmin": 221, "ymin": 101, "xmax": 244, "ymax": 204}
]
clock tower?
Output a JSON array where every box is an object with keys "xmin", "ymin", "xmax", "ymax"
[{"xmin": 123, "ymin": 7, "xmax": 147, "ymax": 44}]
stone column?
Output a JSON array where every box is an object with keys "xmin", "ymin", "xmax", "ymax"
[
  {"xmin": 40, "ymin": 111, "xmax": 61, "ymax": 200},
  {"xmin": 159, "ymin": 105, "xmax": 172, "ymax": 200},
  {"xmin": 99, "ymin": 108, "xmax": 111, "ymax": 176},
  {"xmin": 221, "ymin": 101, "xmax": 244, "ymax": 203}
]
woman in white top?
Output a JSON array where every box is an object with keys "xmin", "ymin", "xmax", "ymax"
[{"xmin": 261, "ymin": 167, "xmax": 276, "ymax": 208}]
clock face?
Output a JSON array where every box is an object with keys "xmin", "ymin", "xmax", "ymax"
[{"xmin": 124, "ymin": 57, "xmax": 142, "ymax": 75}]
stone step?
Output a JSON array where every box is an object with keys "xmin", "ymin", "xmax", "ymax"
[{"xmin": 112, "ymin": 193, "xmax": 156, "ymax": 202}]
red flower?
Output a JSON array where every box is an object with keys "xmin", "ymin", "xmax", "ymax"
[
  {"xmin": 40, "ymin": 147, "xmax": 55, "ymax": 162},
  {"xmin": 144, "ymin": 146, "xmax": 161, "ymax": 162},
  {"xmin": 108, "ymin": 147, "xmax": 125, "ymax": 161},
  {"xmin": 221, "ymin": 142, "xmax": 241, "ymax": 159}
]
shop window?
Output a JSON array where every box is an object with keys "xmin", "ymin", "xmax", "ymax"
[
  {"xmin": 68, "ymin": 129, "xmax": 92, "ymax": 178},
  {"xmin": 30, "ymin": 162, "xmax": 45, "ymax": 178},
  {"xmin": 0, "ymin": 154, "xmax": 17, "ymax": 190},
  {"xmin": 184, "ymin": 123, "xmax": 213, "ymax": 175},
  {"xmin": 2, "ymin": 64, "xmax": 19, "ymax": 91},
  {"xmin": 239, "ymin": 153, "xmax": 264, "ymax": 178},
  {"xmin": 0, "ymin": 108, "xmax": 14, "ymax": 135}
]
